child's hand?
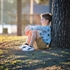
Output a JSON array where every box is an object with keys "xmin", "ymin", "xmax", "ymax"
[
  {"xmin": 25, "ymin": 26, "xmax": 32, "ymax": 36},
  {"xmin": 25, "ymin": 26, "xmax": 31, "ymax": 33}
]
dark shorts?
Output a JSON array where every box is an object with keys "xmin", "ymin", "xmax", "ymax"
[{"xmin": 36, "ymin": 37, "xmax": 48, "ymax": 49}]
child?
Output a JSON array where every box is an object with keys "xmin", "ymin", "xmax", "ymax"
[{"xmin": 19, "ymin": 13, "xmax": 52, "ymax": 51}]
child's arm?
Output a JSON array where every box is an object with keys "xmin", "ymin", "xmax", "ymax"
[{"xmin": 30, "ymin": 25, "xmax": 50, "ymax": 31}]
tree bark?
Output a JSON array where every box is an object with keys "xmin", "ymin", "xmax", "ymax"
[
  {"xmin": 51, "ymin": 0, "xmax": 70, "ymax": 48},
  {"xmin": 17, "ymin": 0, "xmax": 22, "ymax": 36}
]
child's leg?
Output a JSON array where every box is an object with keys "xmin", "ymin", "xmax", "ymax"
[
  {"xmin": 21, "ymin": 30, "xmax": 40, "ymax": 51},
  {"xmin": 26, "ymin": 30, "xmax": 32, "ymax": 44},
  {"xmin": 29, "ymin": 30, "xmax": 40, "ymax": 46},
  {"xmin": 25, "ymin": 26, "xmax": 32, "ymax": 44}
]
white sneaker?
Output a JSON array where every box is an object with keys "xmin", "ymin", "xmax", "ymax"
[
  {"xmin": 19, "ymin": 44, "xmax": 27, "ymax": 49},
  {"xmin": 22, "ymin": 45, "xmax": 34, "ymax": 51}
]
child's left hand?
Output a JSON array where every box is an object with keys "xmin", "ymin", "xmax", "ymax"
[
  {"xmin": 25, "ymin": 26, "xmax": 30, "ymax": 32},
  {"xmin": 25, "ymin": 26, "xmax": 31, "ymax": 36}
]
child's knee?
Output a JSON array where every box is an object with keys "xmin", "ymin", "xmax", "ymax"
[
  {"xmin": 25, "ymin": 30, "xmax": 32, "ymax": 36},
  {"xmin": 32, "ymin": 30, "xmax": 37, "ymax": 34}
]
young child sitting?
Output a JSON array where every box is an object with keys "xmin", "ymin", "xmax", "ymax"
[{"xmin": 19, "ymin": 13, "xmax": 52, "ymax": 51}]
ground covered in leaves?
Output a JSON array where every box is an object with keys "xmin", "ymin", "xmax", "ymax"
[{"xmin": 0, "ymin": 35, "xmax": 70, "ymax": 70}]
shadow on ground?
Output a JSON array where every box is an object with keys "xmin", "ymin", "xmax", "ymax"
[{"xmin": 0, "ymin": 47, "xmax": 70, "ymax": 70}]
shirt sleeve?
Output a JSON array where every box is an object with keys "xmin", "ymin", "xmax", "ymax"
[{"xmin": 30, "ymin": 25, "xmax": 49, "ymax": 31}]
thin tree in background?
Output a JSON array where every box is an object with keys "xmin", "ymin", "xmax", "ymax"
[
  {"xmin": 51, "ymin": 0, "xmax": 70, "ymax": 48},
  {"xmin": 30, "ymin": 0, "xmax": 33, "ymax": 24},
  {"xmin": 17, "ymin": 0, "xmax": 22, "ymax": 36},
  {"xmin": 49, "ymin": 0, "xmax": 52, "ymax": 13}
]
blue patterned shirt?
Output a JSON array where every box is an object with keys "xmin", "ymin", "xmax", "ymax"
[{"xmin": 30, "ymin": 25, "xmax": 51, "ymax": 45}]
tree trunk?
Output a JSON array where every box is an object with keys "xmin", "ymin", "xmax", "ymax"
[
  {"xmin": 17, "ymin": 0, "xmax": 22, "ymax": 36},
  {"xmin": 51, "ymin": 0, "xmax": 70, "ymax": 48}
]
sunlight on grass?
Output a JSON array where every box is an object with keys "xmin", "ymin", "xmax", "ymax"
[
  {"xmin": 0, "ymin": 50, "xmax": 3, "ymax": 54},
  {"xmin": 11, "ymin": 60, "xmax": 22, "ymax": 65},
  {"xmin": 10, "ymin": 59, "xmax": 41, "ymax": 69},
  {"xmin": 0, "ymin": 35, "xmax": 27, "ymax": 49},
  {"xmin": 42, "ymin": 51, "xmax": 63, "ymax": 57},
  {"xmin": 36, "ymin": 65, "xmax": 63, "ymax": 70},
  {"xmin": 15, "ymin": 55, "xmax": 28, "ymax": 58},
  {"xmin": 0, "ymin": 59, "xmax": 23, "ymax": 70},
  {"xmin": 24, "ymin": 59, "xmax": 41, "ymax": 64},
  {"xmin": 61, "ymin": 62, "xmax": 70, "ymax": 65},
  {"xmin": 0, "ymin": 49, "xmax": 9, "ymax": 55},
  {"xmin": 61, "ymin": 51, "xmax": 70, "ymax": 54}
]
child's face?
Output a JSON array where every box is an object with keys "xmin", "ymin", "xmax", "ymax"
[{"xmin": 40, "ymin": 17, "xmax": 49, "ymax": 26}]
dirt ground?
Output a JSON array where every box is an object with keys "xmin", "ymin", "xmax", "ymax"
[{"xmin": 0, "ymin": 35, "xmax": 70, "ymax": 70}]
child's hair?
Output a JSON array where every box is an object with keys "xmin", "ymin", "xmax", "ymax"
[{"xmin": 41, "ymin": 13, "xmax": 52, "ymax": 23}]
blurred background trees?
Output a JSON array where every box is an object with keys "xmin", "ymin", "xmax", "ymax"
[{"xmin": 0, "ymin": 0, "xmax": 49, "ymax": 35}]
